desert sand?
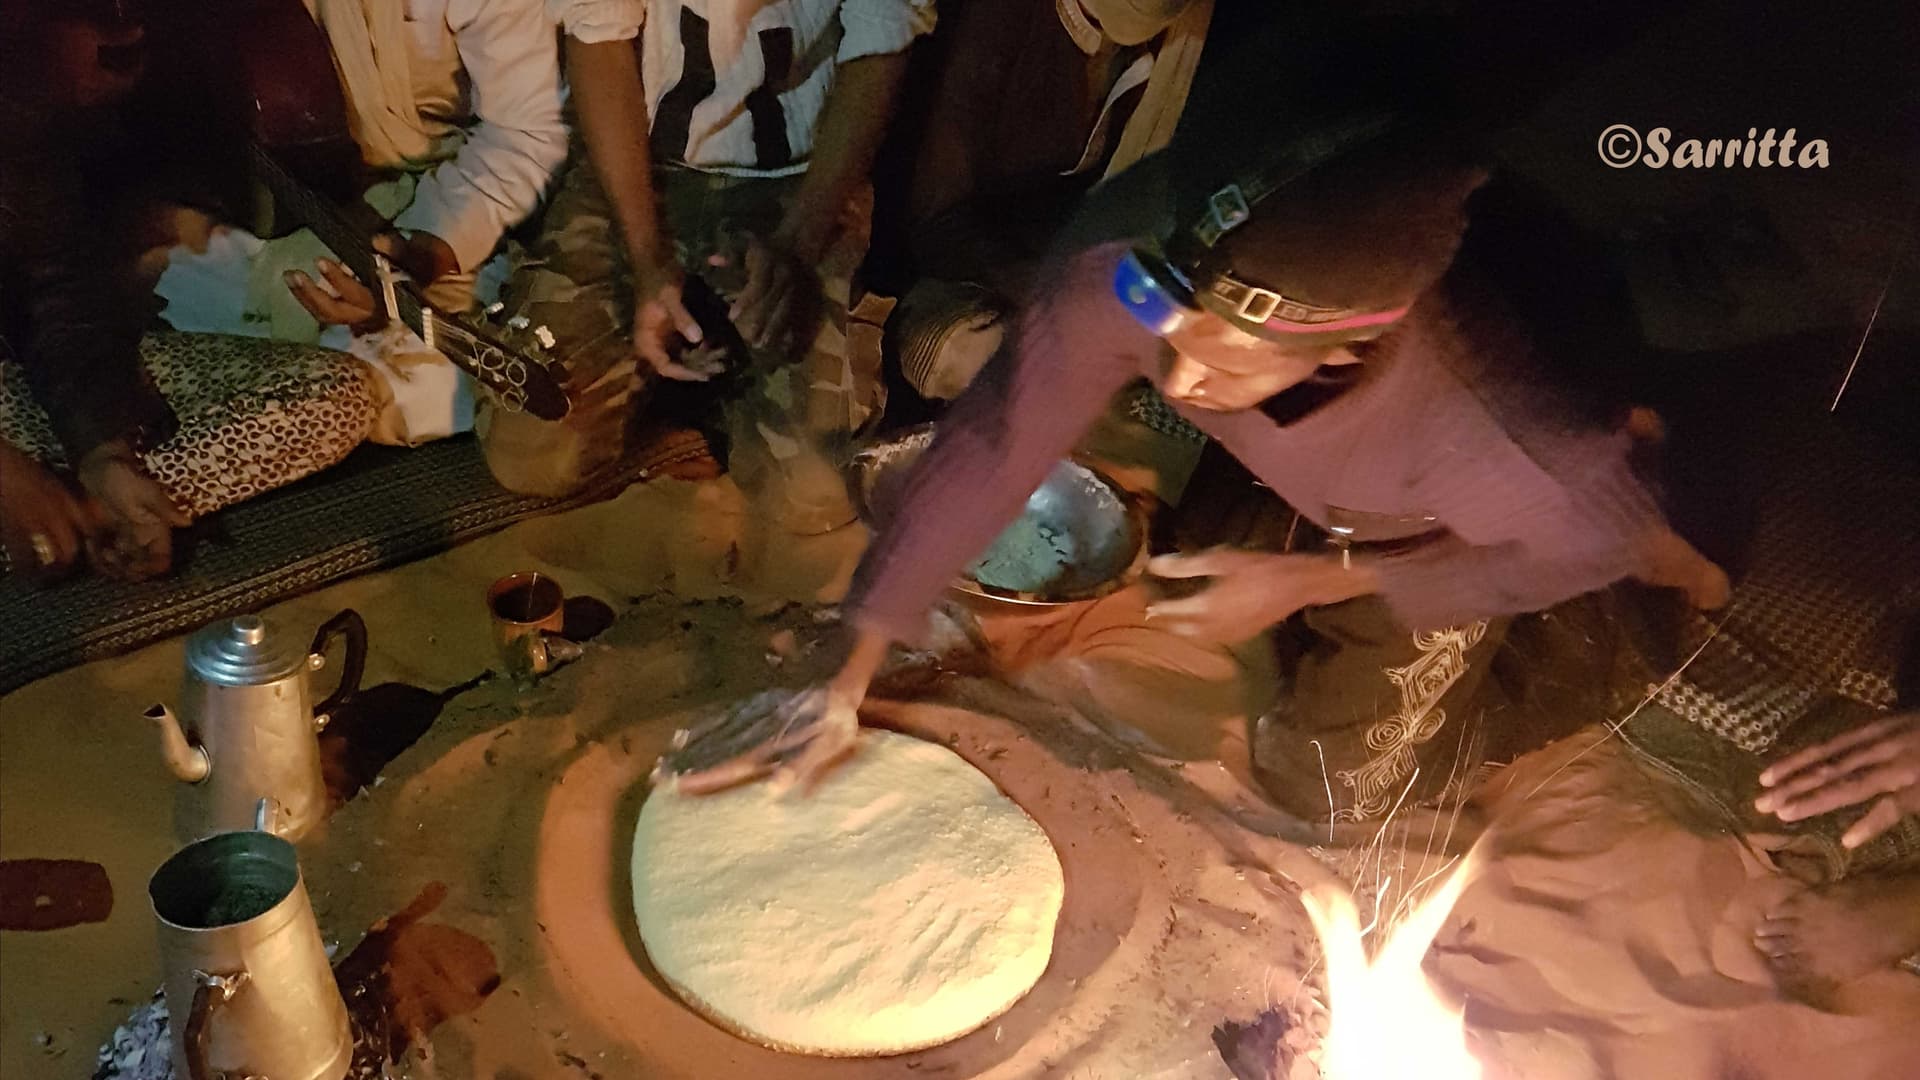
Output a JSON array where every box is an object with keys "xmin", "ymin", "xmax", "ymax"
[{"xmin": 3, "ymin": 446, "xmax": 1917, "ymax": 1078}]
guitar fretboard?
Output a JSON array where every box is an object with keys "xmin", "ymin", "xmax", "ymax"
[
  {"xmin": 246, "ymin": 143, "xmax": 431, "ymax": 338},
  {"xmin": 244, "ymin": 142, "xmax": 569, "ymax": 419}
]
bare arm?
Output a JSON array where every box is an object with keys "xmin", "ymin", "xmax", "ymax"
[
  {"xmin": 566, "ymin": 36, "xmax": 671, "ymax": 277},
  {"xmin": 728, "ymin": 49, "xmax": 912, "ymax": 353},
  {"xmin": 773, "ymin": 51, "xmax": 911, "ymax": 263},
  {"xmin": 564, "ymin": 35, "xmax": 706, "ymax": 377}
]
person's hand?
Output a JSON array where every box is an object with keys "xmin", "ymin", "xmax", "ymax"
[
  {"xmin": 709, "ymin": 233, "xmax": 815, "ymax": 354},
  {"xmin": 1755, "ymin": 711, "xmax": 1920, "ymax": 849},
  {"xmin": 665, "ymin": 684, "xmax": 863, "ymax": 796},
  {"xmin": 630, "ymin": 262, "xmax": 713, "ymax": 382},
  {"xmin": 1145, "ymin": 549, "xmax": 1375, "ymax": 644},
  {"xmin": 284, "ymin": 231, "xmax": 458, "ymax": 332},
  {"xmin": 0, "ymin": 443, "xmax": 93, "ymax": 579},
  {"xmin": 1635, "ymin": 526, "xmax": 1732, "ymax": 611},
  {"xmin": 134, "ymin": 203, "xmax": 223, "ymax": 286},
  {"xmin": 373, "ymin": 230, "xmax": 459, "ymax": 289},
  {"xmin": 661, "ymin": 628, "xmax": 887, "ymax": 796},
  {"xmin": 76, "ymin": 441, "xmax": 188, "ymax": 581},
  {"xmin": 285, "ymin": 257, "xmax": 381, "ymax": 331}
]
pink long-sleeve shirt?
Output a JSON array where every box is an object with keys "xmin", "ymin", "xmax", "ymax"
[{"xmin": 846, "ymin": 242, "xmax": 1666, "ymax": 641}]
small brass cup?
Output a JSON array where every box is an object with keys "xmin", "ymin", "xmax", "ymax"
[{"xmin": 486, "ymin": 572, "xmax": 568, "ymax": 678}]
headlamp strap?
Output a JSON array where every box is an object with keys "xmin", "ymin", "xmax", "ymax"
[{"xmin": 1188, "ymin": 109, "xmax": 1402, "ymax": 250}]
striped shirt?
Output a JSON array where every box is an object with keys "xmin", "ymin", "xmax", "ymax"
[{"xmin": 552, "ymin": 0, "xmax": 936, "ymax": 176}]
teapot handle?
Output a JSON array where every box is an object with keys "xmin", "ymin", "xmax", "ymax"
[
  {"xmin": 310, "ymin": 609, "xmax": 368, "ymax": 728},
  {"xmin": 185, "ymin": 968, "xmax": 250, "ymax": 1080}
]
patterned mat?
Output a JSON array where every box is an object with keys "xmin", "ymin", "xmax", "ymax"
[{"xmin": 0, "ymin": 430, "xmax": 714, "ymax": 695}]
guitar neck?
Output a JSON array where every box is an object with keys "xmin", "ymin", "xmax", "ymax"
[
  {"xmin": 244, "ymin": 140, "xmax": 572, "ymax": 420},
  {"xmin": 246, "ymin": 142, "xmax": 432, "ymax": 337}
]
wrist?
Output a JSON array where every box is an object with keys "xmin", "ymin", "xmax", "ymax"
[
  {"xmin": 629, "ymin": 248, "xmax": 682, "ymax": 292},
  {"xmin": 830, "ymin": 628, "xmax": 888, "ymax": 697},
  {"xmin": 772, "ymin": 215, "xmax": 833, "ymax": 266},
  {"xmin": 1303, "ymin": 553, "xmax": 1379, "ymax": 607},
  {"xmin": 79, "ymin": 438, "xmax": 139, "ymax": 474}
]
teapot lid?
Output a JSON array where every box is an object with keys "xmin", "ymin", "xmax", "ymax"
[{"xmin": 185, "ymin": 615, "xmax": 304, "ymax": 686}]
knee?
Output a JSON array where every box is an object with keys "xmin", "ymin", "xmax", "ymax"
[
  {"xmin": 888, "ymin": 280, "xmax": 1007, "ymax": 402},
  {"xmin": 477, "ymin": 402, "xmax": 618, "ymax": 498}
]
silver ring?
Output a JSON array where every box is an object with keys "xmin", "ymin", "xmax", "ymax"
[{"xmin": 30, "ymin": 533, "xmax": 56, "ymax": 566}]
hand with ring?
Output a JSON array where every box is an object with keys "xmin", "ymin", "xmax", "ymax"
[{"xmin": 0, "ymin": 440, "xmax": 100, "ymax": 581}]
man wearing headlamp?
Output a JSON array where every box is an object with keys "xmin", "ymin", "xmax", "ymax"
[{"xmin": 715, "ymin": 111, "xmax": 1730, "ymax": 822}]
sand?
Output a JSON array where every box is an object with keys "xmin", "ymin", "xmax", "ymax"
[
  {"xmin": 1430, "ymin": 730, "xmax": 1920, "ymax": 1080},
  {"xmin": 4, "ymin": 414, "xmax": 1916, "ymax": 1078}
]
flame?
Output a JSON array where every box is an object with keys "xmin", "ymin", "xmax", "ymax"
[{"xmin": 1299, "ymin": 847, "xmax": 1483, "ymax": 1080}]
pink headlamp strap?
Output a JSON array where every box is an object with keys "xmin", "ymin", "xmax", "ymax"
[{"xmin": 1258, "ymin": 303, "xmax": 1411, "ymax": 336}]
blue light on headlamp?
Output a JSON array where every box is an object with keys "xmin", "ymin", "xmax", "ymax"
[{"xmin": 1112, "ymin": 248, "xmax": 1201, "ymax": 337}]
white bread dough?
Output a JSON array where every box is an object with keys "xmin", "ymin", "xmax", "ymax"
[{"xmin": 632, "ymin": 729, "xmax": 1064, "ymax": 1056}]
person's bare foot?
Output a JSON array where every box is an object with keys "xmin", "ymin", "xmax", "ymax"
[{"xmin": 1753, "ymin": 870, "xmax": 1920, "ymax": 1002}]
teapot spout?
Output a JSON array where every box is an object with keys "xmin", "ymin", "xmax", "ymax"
[{"xmin": 145, "ymin": 704, "xmax": 211, "ymax": 784}]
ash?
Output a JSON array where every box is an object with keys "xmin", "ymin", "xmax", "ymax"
[
  {"xmin": 93, "ymin": 992, "xmax": 397, "ymax": 1080},
  {"xmin": 91, "ymin": 994, "xmax": 170, "ymax": 1080}
]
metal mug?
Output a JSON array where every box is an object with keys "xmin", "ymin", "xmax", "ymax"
[
  {"xmin": 486, "ymin": 572, "xmax": 579, "ymax": 678},
  {"xmin": 149, "ymin": 803, "xmax": 351, "ymax": 1080}
]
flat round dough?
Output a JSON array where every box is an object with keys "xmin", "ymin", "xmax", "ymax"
[{"xmin": 632, "ymin": 729, "xmax": 1065, "ymax": 1056}]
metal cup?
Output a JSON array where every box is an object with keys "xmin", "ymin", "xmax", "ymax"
[
  {"xmin": 486, "ymin": 572, "xmax": 576, "ymax": 678},
  {"xmin": 149, "ymin": 821, "xmax": 351, "ymax": 1080}
]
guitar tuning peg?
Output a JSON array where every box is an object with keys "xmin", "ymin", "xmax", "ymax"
[
  {"xmin": 534, "ymin": 325, "xmax": 556, "ymax": 349},
  {"xmin": 485, "ymin": 301, "xmax": 506, "ymax": 316},
  {"xmin": 507, "ymin": 315, "xmax": 531, "ymax": 331}
]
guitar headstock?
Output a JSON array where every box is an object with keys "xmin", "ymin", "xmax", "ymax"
[
  {"xmin": 476, "ymin": 302, "xmax": 564, "ymax": 365},
  {"xmin": 424, "ymin": 301, "xmax": 571, "ymax": 421}
]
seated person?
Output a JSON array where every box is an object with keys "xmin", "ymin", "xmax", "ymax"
[
  {"xmin": 483, "ymin": 0, "xmax": 934, "ymax": 531},
  {"xmin": 1603, "ymin": 340, "xmax": 1920, "ymax": 1000},
  {"xmin": 689, "ymin": 17, "xmax": 1733, "ymax": 819},
  {"xmin": 151, "ymin": 0, "xmax": 567, "ymax": 447},
  {"xmin": 1756, "ymin": 707, "xmax": 1920, "ymax": 990},
  {"xmin": 0, "ymin": 2, "xmax": 375, "ymax": 581},
  {"xmin": 866, "ymin": 0, "xmax": 1213, "ymax": 406}
]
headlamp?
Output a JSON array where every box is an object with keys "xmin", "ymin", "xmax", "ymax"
[
  {"xmin": 1113, "ymin": 246, "xmax": 1411, "ymax": 345},
  {"xmin": 1112, "ymin": 248, "xmax": 1204, "ymax": 337},
  {"xmin": 1111, "ymin": 110, "xmax": 1420, "ymax": 346}
]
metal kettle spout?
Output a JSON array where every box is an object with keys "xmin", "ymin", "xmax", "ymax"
[{"xmin": 145, "ymin": 704, "xmax": 211, "ymax": 784}]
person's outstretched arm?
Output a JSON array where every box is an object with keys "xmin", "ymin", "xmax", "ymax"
[{"xmin": 722, "ymin": 241, "xmax": 1155, "ymax": 789}]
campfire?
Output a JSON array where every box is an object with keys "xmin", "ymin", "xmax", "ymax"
[{"xmin": 1299, "ymin": 847, "xmax": 1484, "ymax": 1080}]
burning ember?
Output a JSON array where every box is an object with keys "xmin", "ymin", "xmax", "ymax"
[{"xmin": 1299, "ymin": 848, "xmax": 1484, "ymax": 1080}]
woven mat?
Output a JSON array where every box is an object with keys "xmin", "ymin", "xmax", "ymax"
[{"xmin": 0, "ymin": 430, "xmax": 714, "ymax": 694}]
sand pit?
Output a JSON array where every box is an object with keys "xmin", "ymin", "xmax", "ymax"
[
  {"xmin": 273, "ymin": 595, "xmax": 1337, "ymax": 1079},
  {"xmin": 19, "ymin": 465, "xmax": 1913, "ymax": 1079},
  {"xmin": 532, "ymin": 676, "xmax": 1329, "ymax": 1075}
]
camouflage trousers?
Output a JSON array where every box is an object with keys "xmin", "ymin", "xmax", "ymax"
[{"xmin": 480, "ymin": 153, "xmax": 878, "ymax": 533}]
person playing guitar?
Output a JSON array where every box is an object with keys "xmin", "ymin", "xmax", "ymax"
[{"xmin": 162, "ymin": 0, "xmax": 571, "ymax": 439}]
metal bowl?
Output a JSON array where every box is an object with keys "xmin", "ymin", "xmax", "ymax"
[{"xmin": 849, "ymin": 426, "xmax": 1149, "ymax": 607}]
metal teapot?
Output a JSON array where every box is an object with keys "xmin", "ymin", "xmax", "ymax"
[
  {"xmin": 146, "ymin": 611, "xmax": 366, "ymax": 844},
  {"xmin": 150, "ymin": 800, "xmax": 353, "ymax": 1080}
]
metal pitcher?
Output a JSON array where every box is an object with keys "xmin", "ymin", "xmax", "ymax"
[
  {"xmin": 147, "ymin": 610, "xmax": 367, "ymax": 844},
  {"xmin": 148, "ymin": 803, "xmax": 352, "ymax": 1080}
]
